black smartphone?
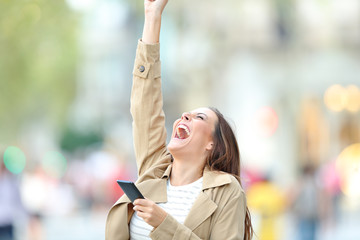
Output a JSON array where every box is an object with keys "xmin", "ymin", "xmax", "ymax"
[{"xmin": 117, "ymin": 180, "xmax": 145, "ymax": 203}]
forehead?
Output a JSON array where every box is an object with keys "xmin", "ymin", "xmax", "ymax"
[{"xmin": 190, "ymin": 107, "xmax": 218, "ymax": 122}]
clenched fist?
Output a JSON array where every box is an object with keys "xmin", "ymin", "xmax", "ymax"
[{"xmin": 144, "ymin": 0, "xmax": 169, "ymax": 20}]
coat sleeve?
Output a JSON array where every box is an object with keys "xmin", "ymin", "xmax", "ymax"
[
  {"xmin": 149, "ymin": 214, "xmax": 202, "ymax": 240},
  {"xmin": 131, "ymin": 40, "xmax": 170, "ymax": 176},
  {"xmin": 149, "ymin": 188, "xmax": 246, "ymax": 240}
]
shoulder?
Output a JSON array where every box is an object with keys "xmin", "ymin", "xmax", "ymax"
[
  {"xmin": 203, "ymin": 169, "xmax": 245, "ymax": 199},
  {"xmin": 221, "ymin": 173, "xmax": 245, "ymax": 199},
  {"xmin": 227, "ymin": 174, "xmax": 244, "ymax": 190},
  {"xmin": 137, "ymin": 154, "xmax": 172, "ymax": 182}
]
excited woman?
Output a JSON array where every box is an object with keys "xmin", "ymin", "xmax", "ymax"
[{"xmin": 106, "ymin": 0, "xmax": 253, "ymax": 239}]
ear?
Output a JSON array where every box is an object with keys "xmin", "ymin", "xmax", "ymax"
[{"xmin": 205, "ymin": 141, "xmax": 214, "ymax": 151}]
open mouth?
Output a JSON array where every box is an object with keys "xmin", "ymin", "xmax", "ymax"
[{"xmin": 175, "ymin": 124, "xmax": 190, "ymax": 139}]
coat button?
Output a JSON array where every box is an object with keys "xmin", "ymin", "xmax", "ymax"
[{"xmin": 139, "ymin": 65, "xmax": 145, "ymax": 72}]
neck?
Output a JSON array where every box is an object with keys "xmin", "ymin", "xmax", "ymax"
[{"xmin": 170, "ymin": 157, "xmax": 204, "ymax": 186}]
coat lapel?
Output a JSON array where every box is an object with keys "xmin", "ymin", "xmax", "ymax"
[
  {"xmin": 183, "ymin": 167, "xmax": 232, "ymax": 230},
  {"xmin": 184, "ymin": 191, "xmax": 217, "ymax": 230}
]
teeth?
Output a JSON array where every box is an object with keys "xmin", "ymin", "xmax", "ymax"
[{"xmin": 176, "ymin": 124, "xmax": 190, "ymax": 138}]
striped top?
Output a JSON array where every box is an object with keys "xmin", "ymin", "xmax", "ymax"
[{"xmin": 129, "ymin": 177, "xmax": 203, "ymax": 240}]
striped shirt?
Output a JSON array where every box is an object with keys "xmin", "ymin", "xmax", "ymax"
[{"xmin": 129, "ymin": 177, "xmax": 203, "ymax": 240}]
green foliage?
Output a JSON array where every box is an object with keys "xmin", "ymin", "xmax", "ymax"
[
  {"xmin": 0, "ymin": 0, "xmax": 79, "ymax": 141},
  {"xmin": 60, "ymin": 128, "xmax": 103, "ymax": 153}
]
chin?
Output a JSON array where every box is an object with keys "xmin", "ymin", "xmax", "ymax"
[
  {"xmin": 167, "ymin": 139, "xmax": 189, "ymax": 156},
  {"xmin": 167, "ymin": 140, "xmax": 181, "ymax": 153}
]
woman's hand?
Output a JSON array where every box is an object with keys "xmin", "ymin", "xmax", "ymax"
[
  {"xmin": 144, "ymin": 0, "xmax": 169, "ymax": 20},
  {"xmin": 142, "ymin": 0, "xmax": 169, "ymax": 44},
  {"xmin": 133, "ymin": 198, "xmax": 168, "ymax": 228}
]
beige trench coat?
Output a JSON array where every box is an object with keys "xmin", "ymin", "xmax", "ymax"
[{"xmin": 105, "ymin": 40, "xmax": 247, "ymax": 240}]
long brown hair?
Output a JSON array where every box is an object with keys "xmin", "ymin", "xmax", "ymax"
[{"xmin": 206, "ymin": 107, "xmax": 253, "ymax": 240}]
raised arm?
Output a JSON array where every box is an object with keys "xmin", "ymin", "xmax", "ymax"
[{"xmin": 131, "ymin": 0, "xmax": 170, "ymax": 176}]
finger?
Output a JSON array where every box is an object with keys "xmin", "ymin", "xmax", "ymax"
[
  {"xmin": 133, "ymin": 205, "xmax": 143, "ymax": 212},
  {"xmin": 134, "ymin": 198, "xmax": 150, "ymax": 206},
  {"xmin": 133, "ymin": 199, "xmax": 142, "ymax": 205},
  {"xmin": 133, "ymin": 204, "xmax": 150, "ymax": 213},
  {"xmin": 136, "ymin": 211, "xmax": 149, "ymax": 221},
  {"xmin": 133, "ymin": 205, "xmax": 140, "ymax": 212}
]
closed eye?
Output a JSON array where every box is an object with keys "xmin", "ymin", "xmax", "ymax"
[{"xmin": 195, "ymin": 113, "xmax": 207, "ymax": 120}]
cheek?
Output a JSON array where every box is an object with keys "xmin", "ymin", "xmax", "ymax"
[{"xmin": 197, "ymin": 124, "xmax": 214, "ymax": 141}]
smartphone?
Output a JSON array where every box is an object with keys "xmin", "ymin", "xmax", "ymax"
[{"xmin": 117, "ymin": 180, "xmax": 145, "ymax": 203}]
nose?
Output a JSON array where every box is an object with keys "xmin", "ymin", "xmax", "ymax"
[{"xmin": 181, "ymin": 112, "xmax": 191, "ymax": 121}]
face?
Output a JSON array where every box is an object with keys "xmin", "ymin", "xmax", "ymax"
[{"xmin": 168, "ymin": 107, "xmax": 218, "ymax": 159}]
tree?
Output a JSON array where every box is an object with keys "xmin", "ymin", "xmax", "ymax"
[{"xmin": 0, "ymin": 0, "xmax": 79, "ymax": 142}]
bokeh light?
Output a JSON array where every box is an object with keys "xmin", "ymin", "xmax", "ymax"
[
  {"xmin": 3, "ymin": 146, "xmax": 27, "ymax": 174},
  {"xmin": 345, "ymin": 85, "xmax": 360, "ymax": 113},
  {"xmin": 336, "ymin": 143, "xmax": 360, "ymax": 198},
  {"xmin": 41, "ymin": 151, "xmax": 67, "ymax": 179},
  {"xmin": 324, "ymin": 84, "xmax": 360, "ymax": 113},
  {"xmin": 324, "ymin": 84, "xmax": 347, "ymax": 112},
  {"xmin": 255, "ymin": 107, "xmax": 279, "ymax": 137}
]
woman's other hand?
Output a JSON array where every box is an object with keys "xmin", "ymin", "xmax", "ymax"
[
  {"xmin": 133, "ymin": 198, "xmax": 168, "ymax": 228},
  {"xmin": 142, "ymin": 0, "xmax": 169, "ymax": 44},
  {"xmin": 144, "ymin": 0, "xmax": 169, "ymax": 20}
]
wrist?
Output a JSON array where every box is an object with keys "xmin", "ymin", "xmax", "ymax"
[
  {"xmin": 142, "ymin": 17, "xmax": 161, "ymax": 44},
  {"xmin": 145, "ymin": 13, "xmax": 162, "ymax": 24}
]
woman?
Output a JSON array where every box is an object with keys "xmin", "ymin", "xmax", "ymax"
[{"xmin": 106, "ymin": 0, "xmax": 253, "ymax": 239}]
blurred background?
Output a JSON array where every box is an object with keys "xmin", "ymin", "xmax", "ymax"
[{"xmin": 0, "ymin": 0, "xmax": 359, "ymax": 239}]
